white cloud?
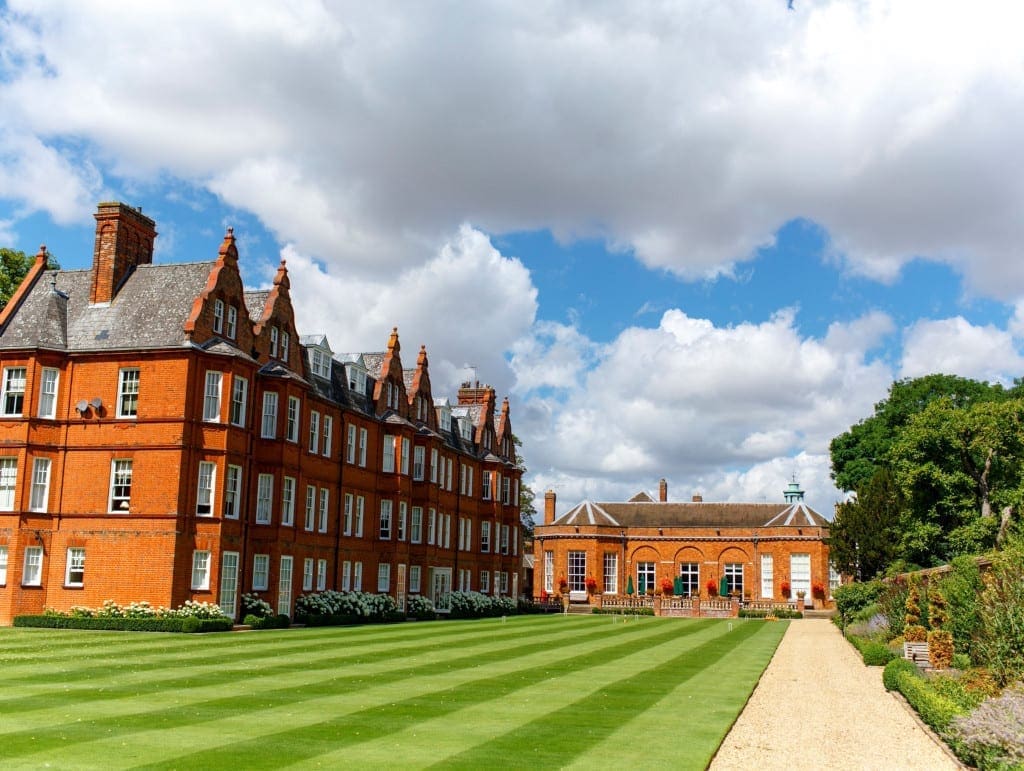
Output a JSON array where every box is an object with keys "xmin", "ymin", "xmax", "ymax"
[
  {"xmin": 1, "ymin": 1, "xmax": 1023, "ymax": 294},
  {"xmin": 900, "ymin": 317, "xmax": 1024, "ymax": 384}
]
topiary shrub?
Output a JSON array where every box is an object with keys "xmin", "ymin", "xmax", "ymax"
[
  {"xmin": 861, "ymin": 641, "xmax": 896, "ymax": 666},
  {"xmin": 883, "ymin": 657, "xmax": 919, "ymax": 691},
  {"xmin": 928, "ymin": 629, "xmax": 954, "ymax": 669},
  {"xmin": 904, "ymin": 624, "xmax": 928, "ymax": 642}
]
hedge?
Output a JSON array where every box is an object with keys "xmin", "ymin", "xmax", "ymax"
[
  {"xmin": 882, "ymin": 657, "xmax": 920, "ymax": 691},
  {"xmin": 13, "ymin": 615, "xmax": 233, "ymax": 633},
  {"xmin": 243, "ymin": 614, "xmax": 291, "ymax": 629},
  {"xmin": 738, "ymin": 608, "xmax": 803, "ymax": 619},
  {"xmin": 590, "ymin": 607, "xmax": 655, "ymax": 616},
  {"xmin": 894, "ymin": 669, "xmax": 965, "ymax": 733}
]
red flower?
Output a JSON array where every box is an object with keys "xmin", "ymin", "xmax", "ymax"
[
  {"xmin": 660, "ymin": 577, "xmax": 674, "ymax": 594},
  {"xmin": 780, "ymin": 581, "xmax": 791, "ymax": 596},
  {"xmin": 706, "ymin": 579, "xmax": 718, "ymax": 597},
  {"xmin": 585, "ymin": 576, "xmax": 598, "ymax": 592},
  {"xmin": 812, "ymin": 582, "xmax": 826, "ymax": 599}
]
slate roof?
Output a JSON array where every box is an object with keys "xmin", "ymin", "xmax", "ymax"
[
  {"xmin": 362, "ymin": 352, "xmax": 386, "ymax": 378},
  {"xmin": 244, "ymin": 290, "xmax": 269, "ymax": 322},
  {"xmin": 553, "ymin": 500, "xmax": 829, "ymax": 529},
  {"xmin": 0, "ymin": 263, "xmax": 217, "ymax": 352}
]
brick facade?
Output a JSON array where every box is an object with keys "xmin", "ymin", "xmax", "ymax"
[{"xmin": 0, "ymin": 202, "xmax": 522, "ymax": 624}]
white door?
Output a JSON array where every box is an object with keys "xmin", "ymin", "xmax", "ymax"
[
  {"xmin": 278, "ymin": 556, "xmax": 293, "ymax": 616},
  {"xmin": 790, "ymin": 553, "xmax": 811, "ymax": 606},
  {"xmin": 219, "ymin": 551, "xmax": 239, "ymax": 619},
  {"xmin": 431, "ymin": 567, "xmax": 452, "ymax": 612}
]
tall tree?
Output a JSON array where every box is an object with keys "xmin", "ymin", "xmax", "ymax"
[
  {"xmin": 826, "ymin": 467, "xmax": 903, "ymax": 579},
  {"xmin": 513, "ymin": 435, "xmax": 536, "ymax": 538},
  {"xmin": 0, "ymin": 248, "xmax": 60, "ymax": 308}
]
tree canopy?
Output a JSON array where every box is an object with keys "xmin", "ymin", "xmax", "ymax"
[
  {"xmin": 0, "ymin": 248, "xmax": 60, "ymax": 309},
  {"xmin": 513, "ymin": 435, "xmax": 536, "ymax": 538}
]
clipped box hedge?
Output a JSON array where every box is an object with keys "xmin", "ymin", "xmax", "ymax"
[{"xmin": 13, "ymin": 615, "xmax": 232, "ymax": 633}]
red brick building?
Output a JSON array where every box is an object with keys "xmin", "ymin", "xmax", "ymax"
[
  {"xmin": 534, "ymin": 479, "xmax": 836, "ymax": 610},
  {"xmin": 0, "ymin": 201, "xmax": 522, "ymax": 624}
]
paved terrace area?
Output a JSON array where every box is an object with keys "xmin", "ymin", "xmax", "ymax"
[{"xmin": 709, "ymin": 619, "xmax": 960, "ymax": 770}]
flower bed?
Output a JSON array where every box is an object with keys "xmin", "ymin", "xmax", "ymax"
[{"xmin": 14, "ymin": 599, "xmax": 232, "ymax": 632}]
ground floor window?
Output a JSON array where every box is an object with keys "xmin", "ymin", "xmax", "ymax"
[
  {"xmin": 724, "ymin": 563, "xmax": 743, "ymax": 596},
  {"xmin": 603, "ymin": 552, "xmax": 617, "ymax": 594},
  {"xmin": 278, "ymin": 556, "xmax": 293, "ymax": 616},
  {"xmin": 679, "ymin": 562, "xmax": 699, "ymax": 597},
  {"xmin": 760, "ymin": 554, "xmax": 773, "ymax": 599},
  {"xmin": 568, "ymin": 551, "xmax": 586, "ymax": 592},
  {"xmin": 829, "ymin": 563, "xmax": 841, "ymax": 598},
  {"xmin": 65, "ymin": 547, "xmax": 85, "ymax": 587},
  {"xmin": 480, "ymin": 570, "xmax": 490, "ymax": 593},
  {"xmin": 637, "ymin": 561, "xmax": 655, "ymax": 594},
  {"xmin": 191, "ymin": 550, "xmax": 210, "ymax": 590},
  {"xmin": 377, "ymin": 562, "xmax": 391, "ymax": 592},
  {"xmin": 431, "ymin": 567, "xmax": 451, "ymax": 611},
  {"xmin": 219, "ymin": 552, "xmax": 239, "ymax": 618},
  {"xmin": 409, "ymin": 564, "xmax": 421, "ymax": 593},
  {"xmin": 544, "ymin": 550, "xmax": 554, "ymax": 592},
  {"xmin": 790, "ymin": 553, "xmax": 810, "ymax": 601}
]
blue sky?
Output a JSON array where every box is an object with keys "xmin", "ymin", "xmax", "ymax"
[{"xmin": 2, "ymin": 1, "xmax": 1024, "ymax": 514}]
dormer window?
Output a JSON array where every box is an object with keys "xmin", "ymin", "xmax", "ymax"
[
  {"xmin": 459, "ymin": 418, "xmax": 472, "ymax": 442},
  {"xmin": 270, "ymin": 327, "xmax": 279, "ymax": 358},
  {"xmin": 347, "ymin": 364, "xmax": 367, "ymax": 395},
  {"xmin": 213, "ymin": 299, "xmax": 224, "ymax": 334},
  {"xmin": 311, "ymin": 349, "xmax": 331, "ymax": 379}
]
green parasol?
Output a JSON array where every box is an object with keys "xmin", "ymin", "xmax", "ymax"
[
  {"xmin": 626, "ymin": 575, "xmax": 634, "ymax": 595},
  {"xmin": 719, "ymin": 576, "xmax": 729, "ymax": 597}
]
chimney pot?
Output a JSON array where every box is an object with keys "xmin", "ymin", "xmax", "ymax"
[
  {"xmin": 544, "ymin": 489, "xmax": 557, "ymax": 525},
  {"xmin": 659, "ymin": 478, "xmax": 668, "ymax": 502},
  {"xmin": 692, "ymin": 494, "xmax": 703, "ymax": 503}
]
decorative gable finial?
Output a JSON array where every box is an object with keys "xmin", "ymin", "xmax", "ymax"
[
  {"xmin": 217, "ymin": 227, "xmax": 239, "ymax": 266},
  {"xmin": 417, "ymin": 343, "xmax": 427, "ymax": 366},
  {"xmin": 387, "ymin": 326, "xmax": 400, "ymax": 353},
  {"xmin": 273, "ymin": 258, "xmax": 290, "ymax": 291}
]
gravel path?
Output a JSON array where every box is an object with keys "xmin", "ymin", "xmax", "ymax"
[{"xmin": 709, "ymin": 619, "xmax": 959, "ymax": 770}]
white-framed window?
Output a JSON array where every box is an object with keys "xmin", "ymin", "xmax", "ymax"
[
  {"xmin": 230, "ymin": 376, "xmax": 248, "ymax": 427},
  {"xmin": 269, "ymin": 326, "xmax": 279, "ymax": 358},
  {"xmin": 446, "ymin": 458, "xmax": 453, "ymax": 491},
  {"xmin": 409, "ymin": 565, "xmax": 421, "ymax": 593},
  {"xmin": 482, "ymin": 471, "xmax": 491, "ymax": 500},
  {"xmin": 637, "ymin": 561, "xmax": 655, "ymax": 594},
  {"xmin": 480, "ymin": 521, "xmax": 491, "ymax": 553},
  {"xmin": 213, "ymin": 299, "xmax": 224, "ymax": 333},
  {"xmin": 261, "ymin": 392, "xmax": 278, "ymax": 438},
  {"xmin": 459, "ymin": 464, "xmax": 467, "ymax": 495},
  {"xmin": 377, "ymin": 562, "xmax": 391, "ymax": 592},
  {"xmin": 191, "ymin": 550, "xmax": 211, "ymax": 590},
  {"xmin": 358, "ymin": 428, "xmax": 368, "ymax": 467},
  {"xmin": 281, "ymin": 476, "xmax": 296, "ymax": 526},
  {"xmin": 479, "ymin": 570, "xmax": 490, "ymax": 593},
  {"xmin": 430, "ymin": 449, "xmax": 438, "ymax": 484},
  {"xmin": 196, "ymin": 461, "xmax": 216, "ymax": 516},
  {"xmin": 355, "ymin": 496, "xmax": 365, "ymax": 536},
  {"xmin": 500, "ymin": 571, "xmax": 509, "ymax": 594},
  {"xmin": 117, "ymin": 368, "xmax": 140, "ymax": 418},
  {"xmin": 308, "ymin": 410, "xmax": 320, "ymax": 453},
  {"xmin": 343, "ymin": 493, "xmax": 353, "ymax": 535},
  {"xmin": 302, "ymin": 557, "xmax": 314, "ymax": 591},
  {"xmin": 252, "ymin": 553, "xmax": 269, "ymax": 590},
  {"xmin": 400, "ymin": 438, "xmax": 410, "ymax": 475},
  {"xmin": 725, "ymin": 563, "xmax": 744, "ymax": 596},
  {"xmin": 278, "ymin": 555, "xmax": 293, "ymax": 615},
  {"xmin": 0, "ymin": 457, "xmax": 16, "ymax": 510},
  {"xmin": 38, "ymin": 367, "xmax": 58, "ymax": 419},
  {"xmin": 315, "ymin": 488, "xmax": 328, "ymax": 533},
  {"xmin": 224, "ymin": 464, "xmax": 242, "ymax": 519},
  {"xmin": 410, "ymin": 506, "xmax": 423, "ymax": 543},
  {"xmin": 256, "ymin": 473, "xmax": 273, "ymax": 524},
  {"xmin": 281, "ymin": 331, "xmax": 290, "ymax": 363},
  {"xmin": 23, "ymin": 545, "xmax": 43, "ymax": 586},
  {"xmin": 203, "ymin": 371, "xmax": 222, "ymax": 422},
  {"xmin": 829, "ymin": 563, "xmax": 842, "ymax": 599},
  {"xmin": 342, "ymin": 560, "xmax": 352, "ymax": 592},
  {"xmin": 680, "ymin": 562, "xmax": 699, "ymax": 597},
  {"xmin": 316, "ymin": 559, "xmax": 327, "ymax": 591},
  {"xmin": 1, "ymin": 367, "xmax": 27, "ymax": 416},
  {"xmin": 353, "ymin": 561, "xmax": 363, "ymax": 591},
  {"xmin": 464, "ymin": 519, "xmax": 472, "ymax": 551},
  {"xmin": 219, "ymin": 551, "xmax": 239, "ymax": 618},
  {"xmin": 382, "ymin": 434, "xmax": 395, "ymax": 473},
  {"xmin": 379, "ymin": 499, "xmax": 392, "ymax": 539},
  {"xmin": 568, "ymin": 550, "xmax": 587, "ymax": 592},
  {"xmin": 0, "ymin": 545, "xmax": 8, "ymax": 584},
  {"xmin": 761, "ymin": 554, "xmax": 774, "ymax": 600},
  {"xmin": 29, "ymin": 457, "xmax": 51, "ymax": 512},
  {"xmin": 427, "ymin": 508, "xmax": 436, "ymax": 545},
  {"xmin": 513, "ymin": 526, "xmax": 519, "ymax": 556},
  {"xmin": 322, "ymin": 415, "xmax": 333, "ymax": 458},
  {"xmin": 311, "ymin": 349, "xmax": 330, "ymax": 378},
  {"xmin": 226, "ymin": 305, "xmax": 237, "ymax": 339},
  {"xmin": 500, "ymin": 524, "xmax": 510, "ymax": 555},
  {"xmin": 502, "ymin": 476, "xmax": 511, "ymax": 504},
  {"xmin": 108, "ymin": 459, "xmax": 132, "ymax": 513},
  {"xmin": 346, "ymin": 424, "xmax": 357, "ymax": 463},
  {"xmin": 65, "ymin": 547, "xmax": 85, "ymax": 587},
  {"xmin": 286, "ymin": 396, "xmax": 300, "ymax": 442},
  {"xmin": 603, "ymin": 552, "xmax": 618, "ymax": 595},
  {"xmin": 304, "ymin": 485, "xmax": 316, "ymax": 531},
  {"xmin": 444, "ymin": 513, "xmax": 451, "ymax": 549},
  {"xmin": 413, "ymin": 446, "xmax": 424, "ymax": 480},
  {"xmin": 398, "ymin": 502, "xmax": 407, "ymax": 541}
]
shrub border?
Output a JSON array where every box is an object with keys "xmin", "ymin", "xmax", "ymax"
[{"xmin": 13, "ymin": 615, "xmax": 232, "ymax": 633}]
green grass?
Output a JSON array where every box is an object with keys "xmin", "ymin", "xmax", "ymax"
[{"xmin": 0, "ymin": 615, "xmax": 787, "ymax": 769}]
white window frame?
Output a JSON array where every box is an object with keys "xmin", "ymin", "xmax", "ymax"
[
  {"xmin": 308, "ymin": 410, "xmax": 320, "ymax": 453},
  {"xmin": 302, "ymin": 557, "xmax": 314, "ymax": 591},
  {"xmin": 358, "ymin": 428, "xmax": 368, "ymax": 467},
  {"xmin": 322, "ymin": 415, "xmax": 333, "ymax": 458},
  {"xmin": 256, "ymin": 473, "xmax": 273, "ymax": 524},
  {"xmin": 281, "ymin": 476, "xmax": 296, "ymax": 526},
  {"xmin": 480, "ymin": 520, "xmax": 491, "ymax": 553},
  {"xmin": 29, "ymin": 457, "xmax": 51, "ymax": 512},
  {"xmin": 603, "ymin": 552, "xmax": 618, "ymax": 595},
  {"xmin": 355, "ymin": 496, "xmax": 365, "ymax": 537},
  {"xmin": 318, "ymin": 488, "xmax": 329, "ymax": 533},
  {"xmin": 305, "ymin": 485, "xmax": 316, "ymax": 531},
  {"xmin": 1, "ymin": 366, "xmax": 27, "ymax": 416},
  {"xmin": 544, "ymin": 550, "xmax": 554, "ymax": 592},
  {"xmin": 219, "ymin": 551, "xmax": 239, "ymax": 618},
  {"xmin": 353, "ymin": 561, "xmax": 363, "ymax": 591},
  {"xmin": 482, "ymin": 470, "xmax": 491, "ymax": 500},
  {"xmin": 480, "ymin": 570, "xmax": 490, "ymax": 593},
  {"xmin": 409, "ymin": 564, "xmax": 421, "ymax": 594},
  {"xmin": 0, "ymin": 457, "xmax": 16, "ymax": 511},
  {"xmin": 382, "ymin": 434, "xmax": 395, "ymax": 473},
  {"xmin": 281, "ymin": 331, "xmax": 290, "ymax": 363},
  {"xmin": 430, "ymin": 449, "xmax": 438, "ymax": 484},
  {"xmin": 344, "ymin": 493, "xmax": 353, "ymax": 535},
  {"xmin": 203, "ymin": 371, "xmax": 222, "ymax": 422},
  {"xmin": 413, "ymin": 446, "xmax": 425, "ymax": 480},
  {"xmin": 0, "ymin": 545, "xmax": 8, "ymax": 585},
  {"xmin": 342, "ymin": 560, "xmax": 352, "ymax": 592},
  {"xmin": 261, "ymin": 391, "xmax": 278, "ymax": 438},
  {"xmin": 253, "ymin": 553, "xmax": 270, "ymax": 590},
  {"xmin": 346, "ymin": 424, "xmax": 357, "ymax": 463},
  {"xmin": 116, "ymin": 368, "xmax": 139, "ymax": 419},
  {"xmin": 379, "ymin": 499, "xmax": 392, "ymax": 540},
  {"xmin": 269, "ymin": 326, "xmax": 279, "ymax": 358},
  {"xmin": 316, "ymin": 559, "xmax": 327, "ymax": 591},
  {"xmin": 230, "ymin": 376, "xmax": 248, "ymax": 427},
  {"xmin": 213, "ymin": 299, "xmax": 224, "ymax": 333},
  {"xmin": 410, "ymin": 506, "xmax": 422, "ymax": 543},
  {"xmin": 377, "ymin": 562, "xmax": 391, "ymax": 592},
  {"xmin": 108, "ymin": 458, "xmax": 132, "ymax": 513},
  {"xmin": 226, "ymin": 305, "xmax": 237, "ymax": 339},
  {"xmin": 761, "ymin": 553, "xmax": 774, "ymax": 600},
  {"xmin": 196, "ymin": 461, "xmax": 216, "ymax": 517},
  {"xmin": 65, "ymin": 547, "xmax": 85, "ymax": 587},
  {"xmin": 224, "ymin": 464, "xmax": 242, "ymax": 519},
  {"xmin": 427, "ymin": 508, "xmax": 436, "ymax": 545},
  {"xmin": 191, "ymin": 550, "xmax": 211, "ymax": 590},
  {"xmin": 38, "ymin": 367, "xmax": 59, "ymax": 419},
  {"xmin": 400, "ymin": 437, "xmax": 410, "ymax": 475},
  {"xmin": 398, "ymin": 501, "xmax": 407, "ymax": 541},
  {"xmin": 23, "ymin": 545, "xmax": 43, "ymax": 586},
  {"xmin": 286, "ymin": 396, "xmax": 300, "ymax": 442},
  {"xmin": 277, "ymin": 555, "xmax": 293, "ymax": 615}
]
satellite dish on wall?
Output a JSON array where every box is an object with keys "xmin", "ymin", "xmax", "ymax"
[
  {"xmin": 89, "ymin": 397, "xmax": 103, "ymax": 410},
  {"xmin": 76, "ymin": 399, "xmax": 89, "ymax": 414}
]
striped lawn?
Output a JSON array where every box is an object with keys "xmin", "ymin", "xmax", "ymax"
[{"xmin": 0, "ymin": 615, "xmax": 787, "ymax": 769}]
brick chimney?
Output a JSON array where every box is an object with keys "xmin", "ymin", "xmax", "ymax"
[
  {"xmin": 457, "ymin": 380, "xmax": 492, "ymax": 406},
  {"xmin": 659, "ymin": 478, "xmax": 668, "ymax": 502},
  {"xmin": 692, "ymin": 493, "xmax": 703, "ymax": 503},
  {"xmin": 544, "ymin": 490, "xmax": 556, "ymax": 525},
  {"xmin": 90, "ymin": 202, "xmax": 157, "ymax": 305}
]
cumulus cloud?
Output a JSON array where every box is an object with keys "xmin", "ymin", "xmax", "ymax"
[
  {"xmin": 1, "ymin": 1, "xmax": 1023, "ymax": 293},
  {"xmin": 900, "ymin": 317, "xmax": 1024, "ymax": 384}
]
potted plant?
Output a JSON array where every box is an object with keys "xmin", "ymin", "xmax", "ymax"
[
  {"xmin": 557, "ymin": 576, "xmax": 568, "ymax": 596},
  {"xmin": 585, "ymin": 576, "xmax": 598, "ymax": 594},
  {"xmin": 660, "ymin": 577, "xmax": 674, "ymax": 596},
  {"xmin": 706, "ymin": 579, "xmax": 718, "ymax": 598},
  {"xmin": 780, "ymin": 581, "xmax": 791, "ymax": 600}
]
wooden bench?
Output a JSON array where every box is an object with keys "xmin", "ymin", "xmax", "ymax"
[{"xmin": 903, "ymin": 641, "xmax": 930, "ymax": 669}]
